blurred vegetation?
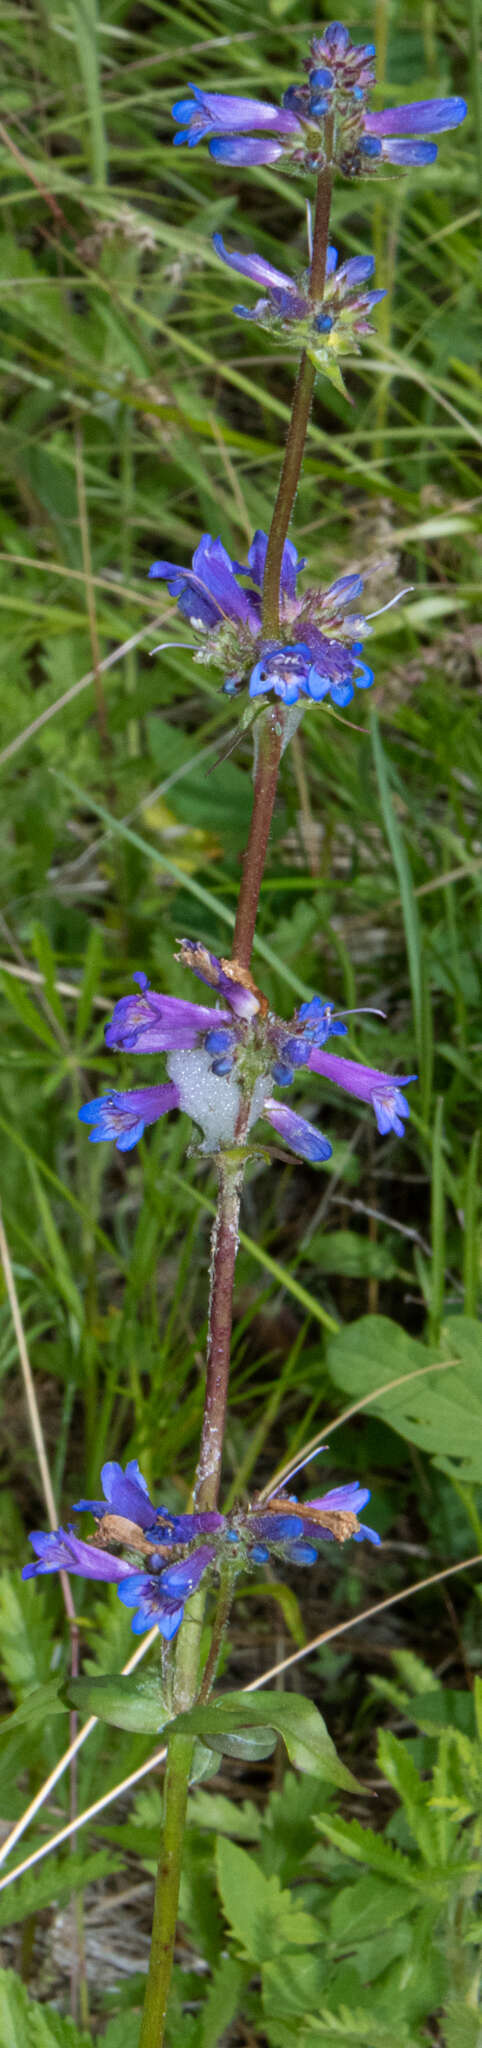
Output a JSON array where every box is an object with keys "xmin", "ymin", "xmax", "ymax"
[{"xmin": 0, "ymin": 0, "xmax": 480, "ymax": 2038}]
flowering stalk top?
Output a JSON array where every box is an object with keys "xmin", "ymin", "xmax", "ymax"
[
  {"xmin": 78, "ymin": 943, "xmax": 415, "ymax": 1162},
  {"xmin": 24, "ymin": 1455, "xmax": 380, "ymax": 1643},
  {"xmin": 172, "ymin": 22, "xmax": 466, "ymax": 177},
  {"xmin": 148, "ymin": 529, "xmax": 376, "ymax": 708}
]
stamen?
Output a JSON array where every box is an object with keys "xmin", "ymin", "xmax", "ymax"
[
  {"xmin": 265, "ymin": 1443, "xmax": 328, "ymax": 1500},
  {"xmin": 335, "ymin": 1006, "xmax": 386, "ymax": 1020},
  {"xmin": 149, "ymin": 640, "xmax": 198, "ymax": 655},
  {"xmin": 365, "ymin": 587, "xmax": 413, "ymax": 620}
]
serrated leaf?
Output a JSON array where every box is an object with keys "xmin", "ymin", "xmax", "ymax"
[
  {"xmin": 0, "ymin": 1574, "xmax": 54, "ymax": 1701},
  {"xmin": 0, "ymin": 1849, "xmax": 120, "ymax": 1931},
  {"xmin": 0, "ymin": 1967, "xmax": 93, "ymax": 2045},
  {"xmin": 200, "ymin": 1954, "xmax": 244, "ymax": 2048},
  {"xmin": 216, "ymin": 1836, "xmax": 320, "ymax": 1965},
  {"xmin": 330, "ymin": 1872, "xmax": 417, "ymax": 1944},
  {"xmin": 315, "ymin": 1814, "xmax": 422, "ymax": 1888}
]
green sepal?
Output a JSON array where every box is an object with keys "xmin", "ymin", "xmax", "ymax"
[
  {"xmin": 69, "ymin": 1670, "xmax": 166, "ymax": 1733},
  {"xmin": 307, "ymin": 344, "xmax": 351, "ymax": 398}
]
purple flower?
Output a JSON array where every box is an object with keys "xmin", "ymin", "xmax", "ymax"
[
  {"xmin": 172, "ymin": 85, "xmax": 297, "ymax": 149},
  {"xmin": 78, "ymin": 1084, "xmax": 179, "ymax": 1152},
  {"xmin": 173, "ymin": 27, "xmax": 466, "ymax": 177},
  {"xmin": 306, "ymin": 1044, "xmax": 416, "ymax": 1137},
  {"xmin": 247, "ymin": 1472, "xmax": 380, "ymax": 1555},
  {"xmin": 22, "ymin": 1528, "xmax": 131, "ymax": 1583},
  {"xmin": 74, "ymin": 1458, "xmax": 162, "ymax": 1530},
  {"xmin": 79, "ymin": 941, "xmax": 415, "ymax": 1166},
  {"xmin": 74, "ymin": 1458, "xmax": 224, "ymax": 1542},
  {"xmin": 213, "ymin": 235, "xmax": 385, "ymax": 393},
  {"xmin": 117, "ymin": 1545, "xmax": 217, "ymax": 1641},
  {"xmin": 23, "ymin": 1463, "xmax": 226, "ymax": 1644},
  {"xmin": 149, "ymin": 527, "xmax": 375, "ymax": 709}
]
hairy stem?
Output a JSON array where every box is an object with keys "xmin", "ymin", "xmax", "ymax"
[
  {"xmin": 194, "ymin": 1151, "xmax": 244, "ymax": 1510},
  {"xmin": 261, "ymin": 151, "xmax": 334, "ymax": 640},
  {"xmin": 233, "ymin": 705, "xmax": 285, "ymax": 971},
  {"xmin": 233, "ymin": 153, "xmax": 334, "ymax": 972}
]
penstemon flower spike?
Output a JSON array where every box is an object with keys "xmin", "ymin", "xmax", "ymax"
[{"xmin": 26, "ymin": 20, "xmax": 465, "ymax": 2048}]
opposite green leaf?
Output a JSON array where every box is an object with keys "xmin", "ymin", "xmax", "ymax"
[
  {"xmin": 69, "ymin": 1670, "xmax": 166, "ymax": 1733},
  {"xmin": 166, "ymin": 1690, "xmax": 360, "ymax": 1790}
]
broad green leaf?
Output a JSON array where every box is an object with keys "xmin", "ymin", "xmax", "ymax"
[
  {"xmin": 326, "ymin": 1314, "xmax": 482, "ymax": 1482},
  {"xmin": 167, "ymin": 1691, "xmax": 360, "ymax": 1790},
  {"xmin": 69, "ymin": 1670, "xmax": 165, "ymax": 1733},
  {"xmin": 303, "ymin": 1230, "xmax": 397, "ymax": 1279},
  {"xmin": 262, "ymin": 1949, "xmax": 330, "ymax": 2023}
]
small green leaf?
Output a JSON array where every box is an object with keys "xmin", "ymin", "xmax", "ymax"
[
  {"xmin": 202, "ymin": 1725, "xmax": 278, "ymax": 1761},
  {"xmin": 69, "ymin": 1670, "xmax": 166, "ymax": 1733}
]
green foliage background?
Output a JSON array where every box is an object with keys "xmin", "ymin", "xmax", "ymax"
[{"xmin": 0, "ymin": 0, "xmax": 480, "ymax": 2039}]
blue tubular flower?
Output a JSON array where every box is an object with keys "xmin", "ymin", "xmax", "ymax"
[
  {"xmin": 22, "ymin": 1529, "xmax": 131, "ymax": 1584},
  {"xmin": 148, "ymin": 525, "xmax": 376, "ymax": 709},
  {"xmin": 78, "ymin": 1084, "xmax": 180, "ymax": 1152},
  {"xmin": 172, "ymin": 85, "xmax": 297, "ymax": 148},
  {"xmin": 262, "ymin": 1099, "xmax": 333, "ymax": 1164},
  {"xmin": 173, "ymin": 27, "xmax": 465, "ymax": 179},
  {"xmin": 306, "ymin": 1044, "xmax": 417, "ymax": 1135}
]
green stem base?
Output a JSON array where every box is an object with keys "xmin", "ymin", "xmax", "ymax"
[{"xmin": 138, "ymin": 1731, "xmax": 193, "ymax": 2048}]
